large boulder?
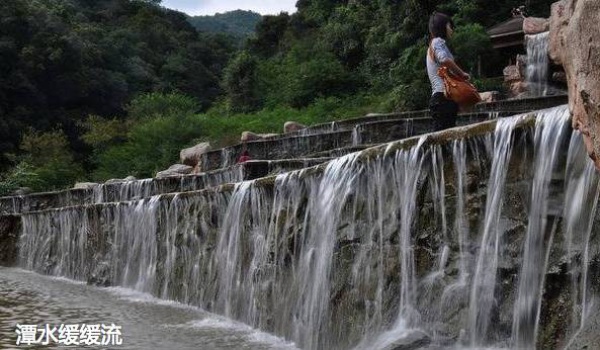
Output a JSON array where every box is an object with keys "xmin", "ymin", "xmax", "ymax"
[
  {"xmin": 104, "ymin": 176, "xmax": 136, "ymax": 185},
  {"xmin": 180, "ymin": 142, "xmax": 211, "ymax": 167},
  {"xmin": 283, "ymin": 121, "xmax": 306, "ymax": 133},
  {"xmin": 523, "ymin": 17, "xmax": 550, "ymax": 34},
  {"xmin": 503, "ymin": 65, "xmax": 522, "ymax": 83},
  {"xmin": 156, "ymin": 164, "xmax": 194, "ymax": 178},
  {"xmin": 510, "ymin": 81, "xmax": 529, "ymax": 97},
  {"xmin": 479, "ymin": 91, "xmax": 500, "ymax": 103},
  {"xmin": 549, "ymin": 0, "xmax": 600, "ymax": 169},
  {"xmin": 73, "ymin": 182, "xmax": 99, "ymax": 190},
  {"xmin": 240, "ymin": 131, "xmax": 279, "ymax": 142}
]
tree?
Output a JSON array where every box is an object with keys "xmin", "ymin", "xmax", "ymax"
[
  {"xmin": 222, "ymin": 51, "xmax": 262, "ymax": 113},
  {"xmin": 247, "ymin": 13, "xmax": 290, "ymax": 58},
  {"xmin": 18, "ymin": 128, "xmax": 85, "ymax": 191},
  {"xmin": 450, "ymin": 23, "xmax": 494, "ymax": 76}
]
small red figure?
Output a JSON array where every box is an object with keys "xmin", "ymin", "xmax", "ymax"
[{"xmin": 238, "ymin": 149, "xmax": 251, "ymax": 163}]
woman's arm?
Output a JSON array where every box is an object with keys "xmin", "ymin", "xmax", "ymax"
[
  {"xmin": 441, "ymin": 59, "xmax": 470, "ymax": 80},
  {"xmin": 431, "ymin": 38, "xmax": 470, "ymax": 80}
]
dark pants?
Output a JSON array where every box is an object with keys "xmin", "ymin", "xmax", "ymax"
[{"xmin": 430, "ymin": 92, "xmax": 459, "ymax": 132}]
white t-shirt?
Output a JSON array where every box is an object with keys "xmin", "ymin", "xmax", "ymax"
[{"xmin": 426, "ymin": 37, "xmax": 454, "ymax": 95}]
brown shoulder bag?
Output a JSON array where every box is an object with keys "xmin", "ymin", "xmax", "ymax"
[{"xmin": 428, "ymin": 45, "xmax": 481, "ymax": 107}]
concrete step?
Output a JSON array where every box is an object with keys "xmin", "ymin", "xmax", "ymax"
[
  {"xmin": 0, "ymin": 158, "xmax": 332, "ymax": 215},
  {"xmin": 271, "ymin": 94, "xmax": 567, "ymax": 140},
  {"xmin": 200, "ymin": 112, "xmax": 512, "ymax": 171}
]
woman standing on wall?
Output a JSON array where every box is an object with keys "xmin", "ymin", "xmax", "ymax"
[{"xmin": 427, "ymin": 12, "xmax": 471, "ymax": 131}]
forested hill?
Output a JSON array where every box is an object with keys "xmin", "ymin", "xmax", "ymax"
[
  {"xmin": 187, "ymin": 10, "xmax": 262, "ymax": 39},
  {"xmin": 0, "ymin": 0, "xmax": 559, "ymax": 194},
  {"xmin": 0, "ymin": 0, "xmax": 235, "ymax": 175}
]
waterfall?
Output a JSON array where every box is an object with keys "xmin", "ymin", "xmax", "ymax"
[
  {"xmin": 468, "ymin": 115, "xmax": 523, "ymax": 346},
  {"xmin": 511, "ymin": 106, "xmax": 570, "ymax": 348},
  {"xmin": 113, "ymin": 196, "xmax": 160, "ymax": 293},
  {"xmin": 395, "ymin": 138, "xmax": 427, "ymax": 325},
  {"xmin": 435, "ymin": 139, "xmax": 471, "ymax": 343},
  {"xmin": 219, "ymin": 147, "xmax": 234, "ymax": 168},
  {"xmin": 294, "ymin": 154, "xmax": 362, "ymax": 350},
  {"xmin": 451, "ymin": 139, "xmax": 468, "ymax": 284},
  {"xmin": 15, "ymin": 105, "xmax": 600, "ymax": 350},
  {"xmin": 19, "ymin": 208, "xmax": 91, "ymax": 280},
  {"xmin": 525, "ymin": 32, "xmax": 550, "ymax": 96},
  {"xmin": 562, "ymin": 131, "xmax": 600, "ymax": 342},
  {"xmin": 351, "ymin": 125, "xmax": 363, "ymax": 146}
]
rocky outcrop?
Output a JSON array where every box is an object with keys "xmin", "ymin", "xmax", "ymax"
[
  {"xmin": 180, "ymin": 142, "xmax": 211, "ymax": 167},
  {"xmin": 240, "ymin": 131, "xmax": 279, "ymax": 142},
  {"xmin": 156, "ymin": 164, "xmax": 194, "ymax": 178},
  {"xmin": 284, "ymin": 121, "xmax": 306, "ymax": 133},
  {"xmin": 73, "ymin": 182, "xmax": 99, "ymax": 189},
  {"xmin": 523, "ymin": 17, "xmax": 550, "ymax": 34},
  {"xmin": 504, "ymin": 65, "xmax": 527, "ymax": 97},
  {"xmin": 479, "ymin": 91, "xmax": 500, "ymax": 103},
  {"xmin": 549, "ymin": 0, "xmax": 600, "ymax": 169},
  {"xmin": 504, "ymin": 65, "xmax": 521, "ymax": 82},
  {"xmin": 104, "ymin": 176, "xmax": 136, "ymax": 185}
]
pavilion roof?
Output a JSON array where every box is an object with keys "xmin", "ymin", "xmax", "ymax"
[{"xmin": 487, "ymin": 17, "xmax": 525, "ymax": 49}]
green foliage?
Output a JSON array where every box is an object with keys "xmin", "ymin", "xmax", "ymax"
[
  {"xmin": 222, "ymin": 51, "xmax": 262, "ymax": 113},
  {"xmin": 126, "ymin": 92, "xmax": 199, "ymax": 119},
  {"xmin": 296, "ymin": 0, "xmax": 347, "ymax": 25},
  {"xmin": 321, "ymin": 6, "xmax": 367, "ymax": 68},
  {"xmin": 94, "ymin": 114, "xmax": 205, "ymax": 179},
  {"xmin": 18, "ymin": 129, "xmax": 85, "ymax": 191},
  {"xmin": 1, "ymin": 0, "xmax": 563, "ymax": 189},
  {"xmin": 92, "ymin": 92, "xmax": 383, "ymax": 180},
  {"xmin": 187, "ymin": 10, "xmax": 262, "ymax": 39},
  {"xmin": 79, "ymin": 115, "xmax": 130, "ymax": 150},
  {"xmin": 472, "ymin": 77, "xmax": 506, "ymax": 94},
  {"xmin": 0, "ymin": 0, "xmax": 235, "ymax": 170},
  {"xmin": 0, "ymin": 161, "xmax": 40, "ymax": 196},
  {"xmin": 200, "ymin": 94, "xmax": 385, "ymax": 147},
  {"xmin": 278, "ymin": 50, "xmax": 358, "ymax": 108},
  {"xmin": 450, "ymin": 23, "xmax": 494, "ymax": 75},
  {"xmin": 91, "ymin": 92, "xmax": 204, "ymax": 180},
  {"xmin": 247, "ymin": 13, "xmax": 291, "ymax": 58}
]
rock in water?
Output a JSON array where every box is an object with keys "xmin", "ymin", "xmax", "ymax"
[{"xmin": 180, "ymin": 142, "xmax": 211, "ymax": 167}]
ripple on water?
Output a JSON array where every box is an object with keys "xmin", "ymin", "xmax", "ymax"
[{"xmin": 0, "ymin": 267, "xmax": 299, "ymax": 350}]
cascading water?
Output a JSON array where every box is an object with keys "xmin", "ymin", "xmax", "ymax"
[
  {"xmin": 222, "ymin": 147, "xmax": 235, "ymax": 168},
  {"xmin": 394, "ymin": 138, "xmax": 427, "ymax": 326},
  {"xmin": 562, "ymin": 131, "xmax": 600, "ymax": 344},
  {"xmin": 468, "ymin": 115, "xmax": 522, "ymax": 347},
  {"xmin": 351, "ymin": 125, "xmax": 363, "ymax": 146},
  {"xmin": 19, "ymin": 207, "xmax": 91, "ymax": 280},
  {"xmin": 525, "ymin": 32, "xmax": 550, "ymax": 96},
  {"xmin": 113, "ymin": 196, "xmax": 161, "ymax": 292},
  {"xmin": 294, "ymin": 155, "xmax": 361, "ymax": 350},
  {"xmin": 13, "ymin": 105, "xmax": 600, "ymax": 350},
  {"xmin": 511, "ymin": 106, "xmax": 570, "ymax": 349},
  {"xmin": 118, "ymin": 179, "xmax": 154, "ymax": 201}
]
